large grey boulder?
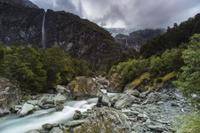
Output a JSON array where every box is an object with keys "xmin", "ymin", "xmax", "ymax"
[
  {"xmin": 65, "ymin": 119, "xmax": 87, "ymax": 127},
  {"xmin": 147, "ymin": 124, "xmax": 167, "ymax": 132},
  {"xmin": 38, "ymin": 94, "xmax": 55, "ymax": 108},
  {"xmin": 55, "ymin": 104, "xmax": 64, "ymax": 111},
  {"xmin": 73, "ymin": 110, "xmax": 82, "ymax": 120},
  {"xmin": 42, "ymin": 123, "xmax": 58, "ymax": 130},
  {"xmin": 67, "ymin": 76, "xmax": 99, "ymax": 98},
  {"xmin": 53, "ymin": 94, "xmax": 66, "ymax": 104},
  {"xmin": 56, "ymin": 85, "xmax": 71, "ymax": 95},
  {"xmin": 0, "ymin": 78, "xmax": 21, "ymax": 116},
  {"xmin": 114, "ymin": 94, "xmax": 141, "ymax": 109},
  {"xmin": 0, "ymin": 108, "xmax": 10, "ymax": 116},
  {"xmin": 143, "ymin": 92, "xmax": 169, "ymax": 104},
  {"xmin": 124, "ymin": 89, "xmax": 140, "ymax": 97},
  {"xmin": 18, "ymin": 103, "xmax": 35, "ymax": 116}
]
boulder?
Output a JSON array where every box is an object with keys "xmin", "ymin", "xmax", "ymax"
[
  {"xmin": 12, "ymin": 105, "xmax": 22, "ymax": 113},
  {"xmin": 96, "ymin": 94, "xmax": 111, "ymax": 107},
  {"xmin": 55, "ymin": 104, "xmax": 64, "ymax": 111},
  {"xmin": 67, "ymin": 76, "xmax": 99, "ymax": 98},
  {"xmin": 53, "ymin": 94, "xmax": 66, "ymax": 104},
  {"xmin": 0, "ymin": 108, "xmax": 10, "ymax": 117},
  {"xmin": 95, "ymin": 76, "xmax": 110, "ymax": 86},
  {"xmin": 124, "ymin": 90, "xmax": 140, "ymax": 97},
  {"xmin": 73, "ymin": 110, "xmax": 82, "ymax": 120},
  {"xmin": 56, "ymin": 85, "xmax": 70, "ymax": 95},
  {"xmin": 143, "ymin": 92, "xmax": 169, "ymax": 104},
  {"xmin": 49, "ymin": 127, "xmax": 63, "ymax": 133},
  {"xmin": 110, "ymin": 94, "xmax": 121, "ymax": 106},
  {"xmin": 27, "ymin": 100, "xmax": 39, "ymax": 106},
  {"xmin": 0, "ymin": 78, "xmax": 21, "ymax": 116},
  {"xmin": 147, "ymin": 124, "xmax": 167, "ymax": 132},
  {"xmin": 64, "ymin": 120, "xmax": 87, "ymax": 127},
  {"xmin": 42, "ymin": 123, "xmax": 55, "ymax": 130},
  {"xmin": 38, "ymin": 94, "xmax": 55, "ymax": 109},
  {"xmin": 18, "ymin": 103, "xmax": 35, "ymax": 116},
  {"xmin": 114, "ymin": 94, "xmax": 141, "ymax": 109}
]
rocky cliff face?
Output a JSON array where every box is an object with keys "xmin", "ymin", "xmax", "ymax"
[
  {"xmin": 0, "ymin": 1, "xmax": 123, "ymax": 69},
  {"xmin": 115, "ymin": 29, "xmax": 165, "ymax": 51}
]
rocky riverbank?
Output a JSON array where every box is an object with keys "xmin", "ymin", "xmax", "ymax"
[
  {"xmin": 0, "ymin": 76, "xmax": 193, "ymax": 133},
  {"xmin": 26, "ymin": 87, "xmax": 191, "ymax": 133}
]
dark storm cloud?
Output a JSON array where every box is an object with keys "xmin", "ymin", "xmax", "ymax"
[{"xmin": 30, "ymin": 0, "xmax": 200, "ymax": 28}]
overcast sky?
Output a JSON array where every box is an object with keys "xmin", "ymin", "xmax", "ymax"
[{"xmin": 30, "ymin": 0, "xmax": 200, "ymax": 29}]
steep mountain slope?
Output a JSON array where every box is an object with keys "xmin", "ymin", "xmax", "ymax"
[
  {"xmin": 115, "ymin": 29, "xmax": 164, "ymax": 51},
  {"xmin": 0, "ymin": 2, "xmax": 125, "ymax": 70},
  {"xmin": 0, "ymin": 0, "xmax": 38, "ymax": 8},
  {"xmin": 140, "ymin": 13, "xmax": 200, "ymax": 57}
]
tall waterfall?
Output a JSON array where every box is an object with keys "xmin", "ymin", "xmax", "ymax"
[{"xmin": 41, "ymin": 11, "xmax": 46, "ymax": 49}]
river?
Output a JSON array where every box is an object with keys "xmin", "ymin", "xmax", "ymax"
[{"xmin": 0, "ymin": 98, "xmax": 98, "ymax": 133}]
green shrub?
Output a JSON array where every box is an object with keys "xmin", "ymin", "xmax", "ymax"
[
  {"xmin": 109, "ymin": 58, "xmax": 149, "ymax": 88},
  {"xmin": 175, "ymin": 34, "xmax": 200, "ymax": 106},
  {"xmin": 176, "ymin": 112, "xmax": 200, "ymax": 133}
]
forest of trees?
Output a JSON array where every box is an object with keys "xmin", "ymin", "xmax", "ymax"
[
  {"xmin": 140, "ymin": 13, "xmax": 200, "ymax": 57},
  {"xmin": 0, "ymin": 46, "xmax": 91, "ymax": 93}
]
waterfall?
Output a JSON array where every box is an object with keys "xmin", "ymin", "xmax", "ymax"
[{"xmin": 41, "ymin": 11, "xmax": 46, "ymax": 49}]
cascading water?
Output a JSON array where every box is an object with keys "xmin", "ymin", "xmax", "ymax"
[
  {"xmin": 41, "ymin": 11, "xmax": 46, "ymax": 49},
  {"xmin": 0, "ymin": 98, "xmax": 98, "ymax": 133}
]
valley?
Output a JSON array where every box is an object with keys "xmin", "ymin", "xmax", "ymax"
[{"xmin": 0, "ymin": 0, "xmax": 200, "ymax": 133}]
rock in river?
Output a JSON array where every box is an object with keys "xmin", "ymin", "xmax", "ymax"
[{"xmin": 18, "ymin": 103, "xmax": 35, "ymax": 116}]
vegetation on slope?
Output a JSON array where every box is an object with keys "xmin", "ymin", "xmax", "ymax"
[
  {"xmin": 109, "ymin": 48, "xmax": 183, "ymax": 91},
  {"xmin": 175, "ymin": 34, "xmax": 200, "ymax": 106},
  {"xmin": 140, "ymin": 13, "xmax": 200, "ymax": 57},
  {"xmin": 0, "ymin": 45, "xmax": 91, "ymax": 93},
  {"xmin": 175, "ymin": 34, "xmax": 200, "ymax": 133}
]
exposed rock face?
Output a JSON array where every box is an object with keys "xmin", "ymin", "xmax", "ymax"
[
  {"xmin": 0, "ymin": 2, "xmax": 123, "ymax": 69},
  {"xmin": 0, "ymin": 77, "xmax": 21, "ymax": 116},
  {"xmin": 0, "ymin": 2, "xmax": 44, "ymax": 46},
  {"xmin": 115, "ymin": 29, "xmax": 165, "ymax": 51}
]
